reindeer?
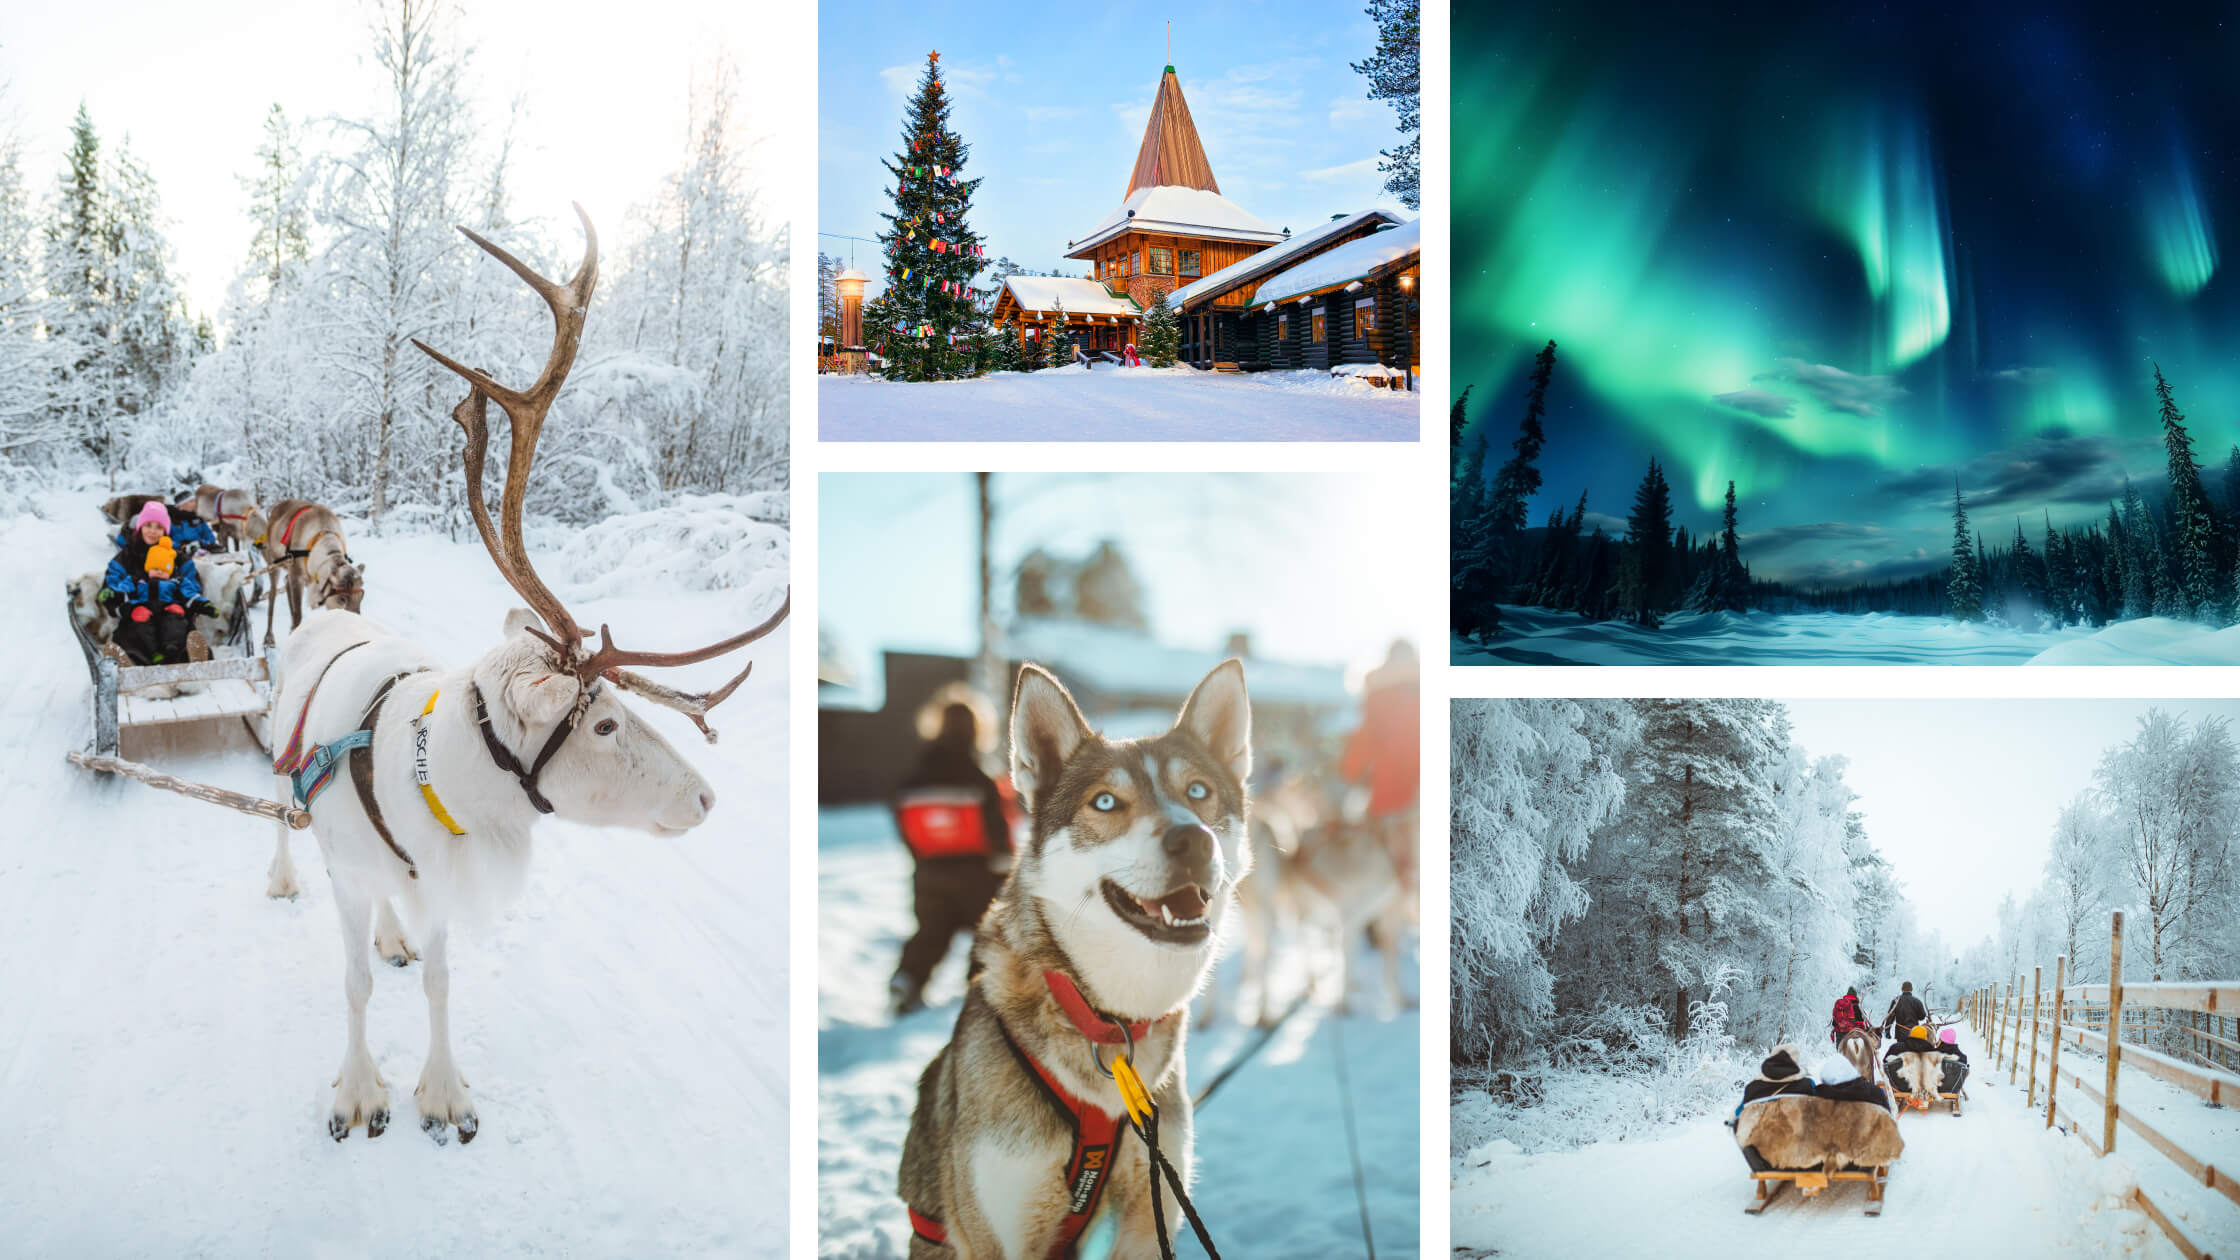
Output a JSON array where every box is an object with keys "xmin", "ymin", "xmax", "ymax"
[
  {"xmin": 265, "ymin": 204, "xmax": 789, "ymax": 1144},
  {"xmin": 251, "ymin": 498, "xmax": 365, "ymax": 637},
  {"xmin": 190, "ymin": 484, "xmax": 262, "ymax": 551}
]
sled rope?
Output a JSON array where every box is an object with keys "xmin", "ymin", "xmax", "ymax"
[
  {"xmin": 1191, "ymin": 988, "xmax": 1312, "ymax": 1110},
  {"xmin": 1108, "ymin": 1050, "xmax": 1219, "ymax": 1260},
  {"xmin": 1330, "ymin": 1018, "xmax": 1375, "ymax": 1260}
]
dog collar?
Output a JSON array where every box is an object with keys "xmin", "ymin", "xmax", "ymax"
[{"xmin": 1043, "ymin": 970, "xmax": 1154, "ymax": 1046}]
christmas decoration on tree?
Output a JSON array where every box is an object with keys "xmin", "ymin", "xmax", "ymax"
[{"xmin": 876, "ymin": 50, "xmax": 988, "ymax": 380}]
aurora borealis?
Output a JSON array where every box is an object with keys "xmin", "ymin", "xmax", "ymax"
[{"xmin": 1456, "ymin": 3, "xmax": 2240, "ymax": 587}]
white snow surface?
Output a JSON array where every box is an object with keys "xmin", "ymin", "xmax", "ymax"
[
  {"xmin": 1453, "ymin": 1024, "xmax": 2211, "ymax": 1258},
  {"xmin": 819, "ymin": 367, "xmax": 1420, "ymax": 442},
  {"xmin": 1457, "ymin": 605, "xmax": 2240, "ymax": 665},
  {"xmin": 1000, "ymin": 275, "xmax": 1140, "ymax": 319},
  {"xmin": 818, "ymin": 805, "xmax": 1418, "ymax": 1258},
  {"xmin": 1169, "ymin": 210, "xmax": 1405, "ymax": 308},
  {"xmin": 1252, "ymin": 220, "xmax": 1418, "ymax": 306},
  {"xmin": 0, "ymin": 485, "xmax": 789, "ymax": 1255},
  {"xmin": 1071, "ymin": 186, "xmax": 1286, "ymax": 255}
]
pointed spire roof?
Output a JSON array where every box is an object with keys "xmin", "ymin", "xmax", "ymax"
[{"xmin": 1125, "ymin": 67, "xmax": 1219, "ymax": 200}]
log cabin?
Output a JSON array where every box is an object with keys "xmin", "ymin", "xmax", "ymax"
[{"xmin": 1241, "ymin": 216, "xmax": 1420, "ymax": 384}]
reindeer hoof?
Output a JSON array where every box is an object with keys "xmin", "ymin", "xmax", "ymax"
[
  {"xmin": 457, "ymin": 1112, "xmax": 478, "ymax": 1144},
  {"xmin": 422, "ymin": 1115, "xmax": 450, "ymax": 1145},
  {"xmin": 368, "ymin": 1107, "xmax": 389, "ymax": 1138},
  {"xmin": 329, "ymin": 1113, "xmax": 350, "ymax": 1142}
]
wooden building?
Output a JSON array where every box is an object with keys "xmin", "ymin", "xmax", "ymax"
[
  {"xmin": 1241, "ymin": 217, "xmax": 1420, "ymax": 383},
  {"xmin": 1168, "ymin": 208, "xmax": 1406, "ymax": 372},
  {"xmin": 1059, "ymin": 65, "xmax": 1287, "ymax": 349},
  {"xmin": 988, "ymin": 275, "xmax": 1141, "ymax": 355}
]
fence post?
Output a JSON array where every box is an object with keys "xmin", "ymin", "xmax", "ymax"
[
  {"xmin": 2027, "ymin": 965, "xmax": 2043, "ymax": 1106},
  {"xmin": 2046, "ymin": 955, "xmax": 2065, "ymax": 1130},
  {"xmin": 1994, "ymin": 980, "xmax": 2006, "ymax": 1061},
  {"xmin": 2104, "ymin": 911, "xmax": 2124, "ymax": 1156}
]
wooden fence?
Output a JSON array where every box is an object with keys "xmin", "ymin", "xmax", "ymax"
[{"xmin": 1966, "ymin": 910, "xmax": 2240, "ymax": 1260}]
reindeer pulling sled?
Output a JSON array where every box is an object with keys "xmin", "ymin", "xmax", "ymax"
[{"xmin": 1732, "ymin": 1041, "xmax": 1905, "ymax": 1216}]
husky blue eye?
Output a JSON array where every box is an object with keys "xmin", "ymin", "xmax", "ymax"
[
  {"xmin": 1187, "ymin": 782, "xmax": 1209, "ymax": 801},
  {"xmin": 1092, "ymin": 791, "xmax": 1118, "ymax": 811}
]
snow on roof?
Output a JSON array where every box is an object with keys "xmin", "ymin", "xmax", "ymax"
[
  {"xmin": 1006, "ymin": 617, "xmax": 1350, "ymax": 708},
  {"xmin": 1001, "ymin": 275, "xmax": 1140, "ymax": 318},
  {"xmin": 1252, "ymin": 217, "xmax": 1420, "ymax": 305},
  {"xmin": 1069, "ymin": 185, "xmax": 1285, "ymax": 256},
  {"xmin": 1170, "ymin": 209, "xmax": 1406, "ymax": 308}
]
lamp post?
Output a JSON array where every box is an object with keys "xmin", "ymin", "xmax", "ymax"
[
  {"xmin": 1398, "ymin": 269, "xmax": 1416, "ymax": 392},
  {"xmin": 836, "ymin": 268, "xmax": 867, "ymax": 374}
]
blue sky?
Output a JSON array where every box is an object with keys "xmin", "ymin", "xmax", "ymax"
[
  {"xmin": 819, "ymin": 471, "xmax": 1421, "ymax": 684},
  {"xmin": 815, "ymin": 0, "xmax": 1411, "ymax": 295}
]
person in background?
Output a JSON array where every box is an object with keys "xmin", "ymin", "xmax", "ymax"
[
  {"xmin": 889, "ymin": 687, "xmax": 1013, "ymax": 1017},
  {"xmin": 1831, "ymin": 985, "xmax": 1870, "ymax": 1042},
  {"xmin": 102, "ymin": 502, "xmax": 214, "ymax": 665},
  {"xmin": 1880, "ymin": 980, "xmax": 1930, "ymax": 1045},
  {"xmin": 1341, "ymin": 639, "xmax": 1420, "ymax": 887}
]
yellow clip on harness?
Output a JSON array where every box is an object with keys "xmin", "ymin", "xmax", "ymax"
[{"xmin": 413, "ymin": 691, "xmax": 468, "ymax": 836}]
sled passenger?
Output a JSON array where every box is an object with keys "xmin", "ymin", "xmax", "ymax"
[
  {"xmin": 111, "ymin": 496, "xmax": 220, "ymax": 557},
  {"xmin": 888, "ymin": 691, "xmax": 1014, "ymax": 1017},
  {"xmin": 101, "ymin": 502, "xmax": 214, "ymax": 666}
]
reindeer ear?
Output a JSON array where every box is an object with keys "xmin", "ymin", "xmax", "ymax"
[
  {"xmin": 502, "ymin": 607, "xmax": 546, "ymax": 639},
  {"xmin": 503, "ymin": 661, "xmax": 580, "ymax": 727},
  {"xmin": 1010, "ymin": 664, "xmax": 1092, "ymax": 814},
  {"xmin": 1177, "ymin": 659, "xmax": 1251, "ymax": 784}
]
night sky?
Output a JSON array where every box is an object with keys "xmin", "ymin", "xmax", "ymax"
[{"xmin": 1455, "ymin": 2, "xmax": 2240, "ymax": 587}]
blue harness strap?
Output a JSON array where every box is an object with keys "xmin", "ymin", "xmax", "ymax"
[{"xmin": 290, "ymin": 729, "xmax": 373, "ymax": 809}]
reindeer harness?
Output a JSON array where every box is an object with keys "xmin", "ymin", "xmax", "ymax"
[{"xmin": 469, "ymin": 677, "xmax": 602, "ymax": 815}]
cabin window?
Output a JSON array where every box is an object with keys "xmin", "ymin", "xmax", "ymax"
[
  {"xmin": 1311, "ymin": 308, "xmax": 1326, "ymax": 342},
  {"xmin": 1180, "ymin": 250, "xmax": 1200, "ymax": 277},
  {"xmin": 1278, "ymin": 314, "xmax": 1289, "ymax": 341},
  {"xmin": 1149, "ymin": 247, "xmax": 1172, "ymax": 275},
  {"xmin": 1355, "ymin": 298, "xmax": 1377, "ymax": 334}
]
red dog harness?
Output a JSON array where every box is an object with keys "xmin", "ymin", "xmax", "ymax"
[{"xmin": 906, "ymin": 971, "xmax": 1163, "ymax": 1257}]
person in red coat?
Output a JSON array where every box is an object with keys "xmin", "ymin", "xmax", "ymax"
[
  {"xmin": 1831, "ymin": 986, "xmax": 1869, "ymax": 1042},
  {"xmin": 1341, "ymin": 639, "xmax": 1420, "ymax": 884}
]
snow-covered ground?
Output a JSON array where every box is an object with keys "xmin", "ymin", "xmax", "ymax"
[
  {"xmin": 0, "ymin": 484, "xmax": 789, "ymax": 1255},
  {"xmin": 818, "ymin": 366, "xmax": 1420, "ymax": 442},
  {"xmin": 1451, "ymin": 604, "xmax": 2240, "ymax": 665},
  {"xmin": 1453, "ymin": 1022, "xmax": 2238, "ymax": 1257},
  {"xmin": 818, "ymin": 805, "xmax": 1418, "ymax": 1257}
]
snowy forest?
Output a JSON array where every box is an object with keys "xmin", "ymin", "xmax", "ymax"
[
  {"xmin": 0, "ymin": 0, "xmax": 787, "ymax": 526},
  {"xmin": 1452, "ymin": 698, "xmax": 2240, "ymax": 1154},
  {"xmin": 1452, "ymin": 345, "xmax": 2240, "ymax": 642}
]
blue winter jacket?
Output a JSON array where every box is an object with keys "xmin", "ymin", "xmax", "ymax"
[
  {"xmin": 104, "ymin": 549, "xmax": 204, "ymax": 610},
  {"xmin": 112, "ymin": 511, "xmax": 219, "ymax": 555}
]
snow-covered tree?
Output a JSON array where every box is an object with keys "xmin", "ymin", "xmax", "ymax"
[
  {"xmin": 0, "ymin": 116, "xmax": 57, "ymax": 467},
  {"xmin": 2096, "ymin": 710, "xmax": 2239, "ymax": 980},
  {"xmin": 1044, "ymin": 298, "xmax": 1073, "ymax": 367},
  {"xmin": 1140, "ymin": 286, "xmax": 1179, "ymax": 367},
  {"xmin": 1349, "ymin": 0, "xmax": 1419, "ymax": 209}
]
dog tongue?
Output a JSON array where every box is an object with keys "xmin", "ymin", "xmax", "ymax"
[{"xmin": 1140, "ymin": 885, "xmax": 1209, "ymax": 920}]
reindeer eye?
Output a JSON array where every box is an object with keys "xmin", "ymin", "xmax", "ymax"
[
  {"xmin": 594, "ymin": 719, "xmax": 618, "ymax": 736},
  {"xmin": 1187, "ymin": 782, "xmax": 1210, "ymax": 801},
  {"xmin": 1091, "ymin": 791, "xmax": 1118, "ymax": 812}
]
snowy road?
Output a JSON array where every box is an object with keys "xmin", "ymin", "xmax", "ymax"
[
  {"xmin": 818, "ymin": 366, "xmax": 1421, "ymax": 442},
  {"xmin": 818, "ymin": 805, "xmax": 1419, "ymax": 1257},
  {"xmin": 1453, "ymin": 1022, "xmax": 2234, "ymax": 1257},
  {"xmin": 0, "ymin": 490, "xmax": 789, "ymax": 1255}
]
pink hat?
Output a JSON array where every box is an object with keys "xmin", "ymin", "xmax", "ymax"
[
  {"xmin": 1939, "ymin": 1027, "xmax": 1958, "ymax": 1046},
  {"xmin": 133, "ymin": 501, "xmax": 170, "ymax": 531}
]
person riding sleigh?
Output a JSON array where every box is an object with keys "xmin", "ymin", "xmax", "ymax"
[{"xmin": 1830, "ymin": 986, "xmax": 1871, "ymax": 1042}]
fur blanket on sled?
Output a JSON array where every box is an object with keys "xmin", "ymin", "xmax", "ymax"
[{"xmin": 1735, "ymin": 1045, "xmax": 1905, "ymax": 1172}]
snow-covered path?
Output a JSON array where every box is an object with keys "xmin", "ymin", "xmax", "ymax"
[
  {"xmin": 0, "ymin": 492, "xmax": 789, "ymax": 1255},
  {"xmin": 818, "ymin": 805, "xmax": 1418, "ymax": 1257},
  {"xmin": 1454, "ymin": 1024, "xmax": 2187, "ymax": 1258},
  {"xmin": 818, "ymin": 366, "xmax": 1420, "ymax": 441}
]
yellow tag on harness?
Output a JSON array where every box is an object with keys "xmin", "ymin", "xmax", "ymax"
[
  {"xmin": 1111, "ymin": 1052, "xmax": 1156, "ymax": 1127},
  {"xmin": 413, "ymin": 691, "xmax": 468, "ymax": 836}
]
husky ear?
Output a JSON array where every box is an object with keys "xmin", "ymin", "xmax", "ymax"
[
  {"xmin": 1011, "ymin": 664, "xmax": 1092, "ymax": 814},
  {"xmin": 1177, "ymin": 659, "xmax": 1251, "ymax": 784}
]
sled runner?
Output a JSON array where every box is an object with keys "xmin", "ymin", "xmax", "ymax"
[{"xmin": 1744, "ymin": 1165, "xmax": 1889, "ymax": 1215}]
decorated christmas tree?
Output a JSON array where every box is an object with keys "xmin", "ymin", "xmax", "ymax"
[
  {"xmin": 875, "ymin": 51, "xmax": 987, "ymax": 381},
  {"xmin": 1141, "ymin": 288, "xmax": 1180, "ymax": 367}
]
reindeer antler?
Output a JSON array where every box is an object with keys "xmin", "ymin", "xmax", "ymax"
[{"xmin": 413, "ymin": 204, "xmax": 789, "ymax": 741}]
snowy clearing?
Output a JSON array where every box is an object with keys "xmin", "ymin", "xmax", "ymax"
[
  {"xmin": 817, "ymin": 805, "xmax": 1418, "ymax": 1258},
  {"xmin": 1454, "ymin": 1023, "xmax": 2231, "ymax": 1258},
  {"xmin": 817, "ymin": 366, "xmax": 1420, "ymax": 442},
  {"xmin": 0, "ymin": 486, "xmax": 789, "ymax": 1255},
  {"xmin": 1452, "ymin": 604, "xmax": 2113, "ymax": 665}
]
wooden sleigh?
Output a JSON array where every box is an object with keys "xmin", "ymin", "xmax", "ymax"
[
  {"xmin": 1884, "ymin": 1052, "xmax": 1967, "ymax": 1116},
  {"xmin": 65, "ymin": 555, "xmax": 308, "ymax": 829},
  {"xmin": 1745, "ymin": 1165, "xmax": 1889, "ymax": 1215}
]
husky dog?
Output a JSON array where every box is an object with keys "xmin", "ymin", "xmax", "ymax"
[{"xmin": 899, "ymin": 660, "xmax": 1252, "ymax": 1259}]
